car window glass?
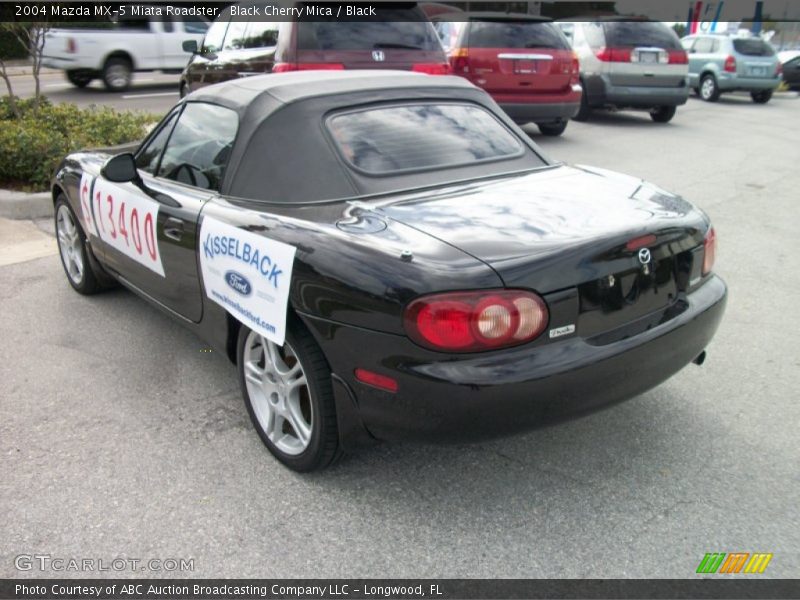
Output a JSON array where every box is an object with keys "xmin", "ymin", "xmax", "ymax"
[
  {"xmin": 681, "ymin": 37, "xmax": 695, "ymax": 50},
  {"xmin": 202, "ymin": 19, "xmax": 229, "ymax": 53},
  {"xmin": 223, "ymin": 20, "xmax": 249, "ymax": 50},
  {"xmin": 157, "ymin": 103, "xmax": 238, "ymax": 192},
  {"xmin": 183, "ymin": 17, "xmax": 209, "ymax": 34},
  {"xmin": 468, "ymin": 21, "xmax": 570, "ymax": 49},
  {"xmin": 135, "ymin": 111, "xmax": 179, "ymax": 175},
  {"xmin": 733, "ymin": 38, "xmax": 775, "ymax": 56},
  {"xmin": 328, "ymin": 103, "xmax": 523, "ymax": 175},
  {"xmin": 116, "ymin": 18, "xmax": 151, "ymax": 32},
  {"xmin": 243, "ymin": 21, "xmax": 279, "ymax": 48},
  {"xmin": 583, "ymin": 23, "xmax": 605, "ymax": 49},
  {"xmin": 162, "ymin": 19, "xmax": 174, "ymax": 33},
  {"xmin": 694, "ymin": 37, "xmax": 713, "ymax": 52},
  {"xmin": 297, "ymin": 11, "xmax": 441, "ymax": 51},
  {"xmin": 434, "ymin": 21, "xmax": 463, "ymax": 50},
  {"xmin": 603, "ymin": 22, "xmax": 681, "ymax": 49}
]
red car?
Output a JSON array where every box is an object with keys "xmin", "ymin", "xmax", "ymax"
[{"xmin": 434, "ymin": 13, "xmax": 582, "ymax": 136}]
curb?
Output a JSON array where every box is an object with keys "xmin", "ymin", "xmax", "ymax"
[{"xmin": 0, "ymin": 189, "xmax": 53, "ymax": 220}]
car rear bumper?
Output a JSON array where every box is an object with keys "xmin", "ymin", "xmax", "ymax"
[
  {"xmin": 494, "ymin": 85, "xmax": 582, "ymax": 123},
  {"xmin": 304, "ymin": 275, "xmax": 727, "ymax": 444},
  {"xmin": 586, "ymin": 74, "xmax": 689, "ymax": 108},
  {"xmin": 499, "ymin": 100, "xmax": 581, "ymax": 124},
  {"xmin": 717, "ymin": 74, "xmax": 780, "ymax": 91},
  {"xmin": 41, "ymin": 56, "xmax": 77, "ymax": 70}
]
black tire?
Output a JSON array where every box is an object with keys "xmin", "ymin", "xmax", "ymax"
[
  {"xmin": 65, "ymin": 70, "xmax": 93, "ymax": 88},
  {"xmin": 650, "ymin": 105, "xmax": 677, "ymax": 123},
  {"xmin": 573, "ymin": 85, "xmax": 591, "ymax": 121},
  {"xmin": 237, "ymin": 318, "xmax": 340, "ymax": 472},
  {"xmin": 54, "ymin": 196, "xmax": 104, "ymax": 295},
  {"xmin": 700, "ymin": 74, "xmax": 721, "ymax": 102},
  {"xmin": 750, "ymin": 89, "xmax": 772, "ymax": 104},
  {"xmin": 537, "ymin": 121, "xmax": 568, "ymax": 136},
  {"xmin": 102, "ymin": 56, "xmax": 133, "ymax": 92}
]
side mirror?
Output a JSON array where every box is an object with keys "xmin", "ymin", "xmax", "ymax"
[
  {"xmin": 101, "ymin": 153, "xmax": 138, "ymax": 183},
  {"xmin": 182, "ymin": 39, "xmax": 198, "ymax": 54}
]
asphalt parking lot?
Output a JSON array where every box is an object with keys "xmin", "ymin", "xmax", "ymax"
[{"xmin": 1, "ymin": 92, "xmax": 798, "ymax": 579}]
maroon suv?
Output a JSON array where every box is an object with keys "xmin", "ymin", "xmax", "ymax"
[
  {"xmin": 433, "ymin": 13, "xmax": 582, "ymax": 136},
  {"xmin": 180, "ymin": 3, "xmax": 449, "ymax": 96}
]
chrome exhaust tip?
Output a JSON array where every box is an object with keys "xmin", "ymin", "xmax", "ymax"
[{"xmin": 692, "ymin": 351, "xmax": 707, "ymax": 366}]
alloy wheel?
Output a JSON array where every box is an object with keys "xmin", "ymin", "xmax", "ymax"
[
  {"xmin": 243, "ymin": 331, "xmax": 313, "ymax": 456},
  {"xmin": 56, "ymin": 204, "xmax": 84, "ymax": 285}
]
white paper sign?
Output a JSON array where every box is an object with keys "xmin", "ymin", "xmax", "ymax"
[
  {"xmin": 92, "ymin": 178, "xmax": 164, "ymax": 277},
  {"xmin": 78, "ymin": 172, "xmax": 99, "ymax": 238},
  {"xmin": 199, "ymin": 216, "xmax": 296, "ymax": 346}
]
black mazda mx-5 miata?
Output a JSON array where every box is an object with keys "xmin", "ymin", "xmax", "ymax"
[{"xmin": 52, "ymin": 71, "xmax": 726, "ymax": 471}]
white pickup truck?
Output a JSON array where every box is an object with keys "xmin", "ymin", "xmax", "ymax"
[{"xmin": 41, "ymin": 16, "xmax": 208, "ymax": 91}]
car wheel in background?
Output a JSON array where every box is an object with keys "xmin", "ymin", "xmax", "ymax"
[
  {"xmin": 650, "ymin": 106, "xmax": 677, "ymax": 123},
  {"xmin": 65, "ymin": 70, "xmax": 93, "ymax": 88},
  {"xmin": 700, "ymin": 74, "xmax": 721, "ymax": 102},
  {"xmin": 54, "ymin": 196, "xmax": 103, "ymax": 295},
  {"xmin": 750, "ymin": 89, "xmax": 773, "ymax": 104},
  {"xmin": 237, "ymin": 320, "xmax": 340, "ymax": 472},
  {"xmin": 102, "ymin": 57, "xmax": 133, "ymax": 92},
  {"xmin": 537, "ymin": 121, "xmax": 568, "ymax": 136},
  {"xmin": 573, "ymin": 86, "xmax": 591, "ymax": 121}
]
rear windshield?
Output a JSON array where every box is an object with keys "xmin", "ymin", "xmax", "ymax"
[
  {"xmin": 603, "ymin": 21, "xmax": 681, "ymax": 50},
  {"xmin": 733, "ymin": 38, "xmax": 775, "ymax": 56},
  {"xmin": 296, "ymin": 9, "xmax": 441, "ymax": 51},
  {"xmin": 468, "ymin": 20, "xmax": 569, "ymax": 50},
  {"xmin": 327, "ymin": 103, "xmax": 523, "ymax": 175}
]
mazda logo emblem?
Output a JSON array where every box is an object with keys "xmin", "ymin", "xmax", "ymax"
[
  {"xmin": 371, "ymin": 50, "xmax": 385, "ymax": 62},
  {"xmin": 638, "ymin": 248, "xmax": 651, "ymax": 264}
]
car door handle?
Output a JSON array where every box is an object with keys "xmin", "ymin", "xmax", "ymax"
[{"xmin": 164, "ymin": 218, "xmax": 184, "ymax": 241}]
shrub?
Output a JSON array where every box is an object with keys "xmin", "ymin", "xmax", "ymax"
[{"xmin": 0, "ymin": 99, "xmax": 157, "ymax": 191}]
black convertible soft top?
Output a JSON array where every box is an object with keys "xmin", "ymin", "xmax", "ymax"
[{"xmin": 186, "ymin": 71, "xmax": 548, "ymax": 203}]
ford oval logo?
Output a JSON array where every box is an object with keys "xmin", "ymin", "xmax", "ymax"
[{"xmin": 225, "ymin": 271, "xmax": 252, "ymax": 296}]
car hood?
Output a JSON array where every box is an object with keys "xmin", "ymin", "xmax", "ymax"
[{"xmin": 373, "ymin": 164, "xmax": 708, "ymax": 291}]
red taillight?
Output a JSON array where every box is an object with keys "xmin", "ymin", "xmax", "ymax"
[
  {"xmin": 404, "ymin": 290, "xmax": 549, "ymax": 352},
  {"xmin": 570, "ymin": 52, "xmax": 580, "ymax": 85},
  {"xmin": 448, "ymin": 48, "xmax": 470, "ymax": 74},
  {"xmin": 354, "ymin": 368, "xmax": 398, "ymax": 393},
  {"xmin": 411, "ymin": 62, "xmax": 451, "ymax": 75},
  {"xmin": 66, "ymin": 38, "xmax": 77, "ymax": 54},
  {"xmin": 273, "ymin": 62, "xmax": 345, "ymax": 73},
  {"xmin": 668, "ymin": 49, "xmax": 688, "ymax": 64},
  {"xmin": 702, "ymin": 227, "xmax": 716, "ymax": 276},
  {"xmin": 595, "ymin": 47, "xmax": 632, "ymax": 62},
  {"xmin": 724, "ymin": 55, "xmax": 736, "ymax": 72}
]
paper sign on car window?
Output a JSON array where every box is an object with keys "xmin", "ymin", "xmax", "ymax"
[{"xmin": 199, "ymin": 217, "xmax": 296, "ymax": 347}]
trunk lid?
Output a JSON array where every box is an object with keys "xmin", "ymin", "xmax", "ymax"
[
  {"xmin": 375, "ymin": 165, "xmax": 707, "ymax": 338},
  {"xmin": 293, "ymin": 15, "xmax": 446, "ymax": 70},
  {"xmin": 463, "ymin": 19, "xmax": 574, "ymax": 94}
]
